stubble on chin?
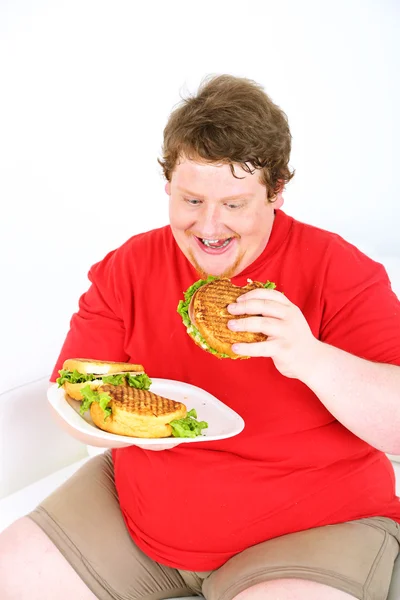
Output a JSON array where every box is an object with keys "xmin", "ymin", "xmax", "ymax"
[{"xmin": 187, "ymin": 248, "xmax": 245, "ymax": 279}]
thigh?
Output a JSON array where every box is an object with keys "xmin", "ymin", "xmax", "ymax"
[
  {"xmin": 0, "ymin": 516, "xmax": 99, "ymax": 600},
  {"xmin": 28, "ymin": 451, "xmax": 192, "ymax": 600},
  {"xmin": 202, "ymin": 517, "xmax": 400, "ymax": 600}
]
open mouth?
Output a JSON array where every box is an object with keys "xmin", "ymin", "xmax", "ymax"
[{"xmin": 196, "ymin": 237, "xmax": 233, "ymax": 250}]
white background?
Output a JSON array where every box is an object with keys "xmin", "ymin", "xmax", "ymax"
[{"xmin": 1, "ymin": 0, "xmax": 399, "ymax": 393}]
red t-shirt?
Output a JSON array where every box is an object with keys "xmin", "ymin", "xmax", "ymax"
[{"xmin": 51, "ymin": 210, "xmax": 400, "ymax": 570}]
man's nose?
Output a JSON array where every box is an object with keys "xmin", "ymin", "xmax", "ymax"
[{"xmin": 196, "ymin": 204, "xmax": 221, "ymax": 233}]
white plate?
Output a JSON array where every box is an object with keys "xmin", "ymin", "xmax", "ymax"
[{"xmin": 47, "ymin": 379, "xmax": 245, "ymax": 451}]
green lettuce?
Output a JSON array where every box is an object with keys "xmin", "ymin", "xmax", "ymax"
[
  {"xmin": 79, "ymin": 385, "xmax": 112, "ymax": 421},
  {"xmin": 56, "ymin": 370, "xmax": 99, "ymax": 386},
  {"xmin": 102, "ymin": 373, "xmax": 152, "ymax": 389},
  {"xmin": 177, "ymin": 276, "xmax": 230, "ymax": 358},
  {"xmin": 177, "ymin": 277, "xmax": 276, "ymax": 359},
  {"xmin": 57, "ymin": 371, "xmax": 152, "ymax": 390},
  {"xmin": 177, "ymin": 276, "xmax": 216, "ymax": 328},
  {"xmin": 169, "ymin": 409, "xmax": 208, "ymax": 438},
  {"xmin": 126, "ymin": 373, "xmax": 152, "ymax": 389}
]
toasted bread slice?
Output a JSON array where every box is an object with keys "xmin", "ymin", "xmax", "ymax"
[
  {"xmin": 90, "ymin": 384, "xmax": 187, "ymax": 438},
  {"xmin": 62, "ymin": 358, "xmax": 145, "ymax": 375},
  {"xmin": 190, "ymin": 278, "xmax": 268, "ymax": 358},
  {"xmin": 61, "ymin": 359, "xmax": 145, "ymax": 400}
]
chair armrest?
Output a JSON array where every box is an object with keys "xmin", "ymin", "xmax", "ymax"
[
  {"xmin": 0, "ymin": 457, "xmax": 90, "ymax": 532},
  {"xmin": 0, "ymin": 377, "xmax": 88, "ymax": 499}
]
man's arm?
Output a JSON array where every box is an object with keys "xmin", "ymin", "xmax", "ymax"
[
  {"xmin": 227, "ymin": 288, "xmax": 400, "ymax": 454},
  {"xmin": 299, "ymin": 341, "xmax": 400, "ymax": 454}
]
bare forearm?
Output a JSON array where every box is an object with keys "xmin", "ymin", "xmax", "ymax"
[
  {"xmin": 227, "ymin": 287, "xmax": 400, "ymax": 452},
  {"xmin": 300, "ymin": 341, "xmax": 400, "ymax": 453}
]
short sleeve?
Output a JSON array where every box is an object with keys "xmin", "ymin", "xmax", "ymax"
[
  {"xmin": 319, "ymin": 240, "xmax": 400, "ymax": 366},
  {"xmin": 50, "ymin": 250, "xmax": 129, "ymax": 381}
]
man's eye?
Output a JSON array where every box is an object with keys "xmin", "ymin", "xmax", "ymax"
[
  {"xmin": 185, "ymin": 198, "xmax": 202, "ymax": 206},
  {"xmin": 226, "ymin": 202, "xmax": 242, "ymax": 209}
]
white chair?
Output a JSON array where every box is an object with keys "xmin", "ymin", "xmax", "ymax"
[{"xmin": 0, "ymin": 378, "xmax": 399, "ymax": 599}]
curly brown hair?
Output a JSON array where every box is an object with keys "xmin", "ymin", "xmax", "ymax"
[{"xmin": 158, "ymin": 74, "xmax": 294, "ymax": 200}]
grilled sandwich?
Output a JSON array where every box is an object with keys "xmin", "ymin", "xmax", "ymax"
[
  {"xmin": 56, "ymin": 358, "xmax": 150, "ymax": 400},
  {"xmin": 89, "ymin": 384, "xmax": 188, "ymax": 438},
  {"xmin": 177, "ymin": 277, "xmax": 276, "ymax": 359}
]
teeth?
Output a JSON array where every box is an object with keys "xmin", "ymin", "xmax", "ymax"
[{"xmin": 201, "ymin": 238, "xmax": 231, "ymax": 248}]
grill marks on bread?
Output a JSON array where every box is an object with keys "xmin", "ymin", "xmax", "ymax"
[
  {"xmin": 100, "ymin": 384, "xmax": 185, "ymax": 418},
  {"xmin": 89, "ymin": 384, "xmax": 187, "ymax": 438},
  {"xmin": 191, "ymin": 278, "xmax": 268, "ymax": 358}
]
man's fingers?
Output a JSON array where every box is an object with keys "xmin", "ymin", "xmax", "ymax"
[
  {"xmin": 227, "ymin": 298, "xmax": 288, "ymax": 319},
  {"xmin": 236, "ymin": 288, "xmax": 290, "ymax": 304},
  {"xmin": 232, "ymin": 340, "xmax": 279, "ymax": 357},
  {"xmin": 228, "ymin": 316, "xmax": 282, "ymax": 337}
]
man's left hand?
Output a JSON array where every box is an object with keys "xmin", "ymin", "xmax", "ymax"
[{"xmin": 227, "ymin": 288, "xmax": 320, "ymax": 379}]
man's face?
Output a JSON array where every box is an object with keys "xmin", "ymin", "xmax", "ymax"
[{"xmin": 167, "ymin": 158, "xmax": 283, "ymax": 277}]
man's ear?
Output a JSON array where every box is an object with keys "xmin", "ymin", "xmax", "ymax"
[
  {"xmin": 165, "ymin": 182, "xmax": 171, "ymax": 195},
  {"xmin": 272, "ymin": 179, "xmax": 284, "ymax": 208},
  {"xmin": 274, "ymin": 190, "xmax": 284, "ymax": 209}
]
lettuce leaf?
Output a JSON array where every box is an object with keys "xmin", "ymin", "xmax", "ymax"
[
  {"xmin": 125, "ymin": 373, "xmax": 152, "ymax": 389},
  {"xmin": 102, "ymin": 373, "xmax": 152, "ymax": 390},
  {"xmin": 56, "ymin": 370, "xmax": 99, "ymax": 387},
  {"xmin": 57, "ymin": 371, "xmax": 152, "ymax": 390},
  {"xmin": 177, "ymin": 276, "xmax": 216, "ymax": 328},
  {"xmin": 79, "ymin": 385, "xmax": 112, "ymax": 421},
  {"xmin": 177, "ymin": 276, "xmax": 231, "ymax": 358},
  {"xmin": 101, "ymin": 374, "xmax": 125, "ymax": 386},
  {"xmin": 169, "ymin": 409, "xmax": 208, "ymax": 438}
]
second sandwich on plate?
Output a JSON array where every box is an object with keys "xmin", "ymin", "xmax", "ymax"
[{"xmin": 80, "ymin": 383, "xmax": 208, "ymax": 439}]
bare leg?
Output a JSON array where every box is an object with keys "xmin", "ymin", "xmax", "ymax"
[
  {"xmin": 232, "ymin": 579, "xmax": 355, "ymax": 600},
  {"xmin": 0, "ymin": 517, "xmax": 97, "ymax": 600}
]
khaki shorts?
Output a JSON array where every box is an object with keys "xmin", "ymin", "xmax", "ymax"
[{"xmin": 28, "ymin": 451, "xmax": 400, "ymax": 600}]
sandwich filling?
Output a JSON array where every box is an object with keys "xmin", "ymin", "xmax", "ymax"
[
  {"xmin": 177, "ymin": 276, "xmax": 230, "ymax": 357},
  {"xmin": 56, "ymin": 370, "xmax": 152, "ymax": 389},
  {"xmin": 80, "ymin": 385, "xmax": 113, "ymax": 418}
]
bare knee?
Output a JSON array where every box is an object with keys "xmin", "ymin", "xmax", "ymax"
[
  {"xmin": 232, "ymin": 579, "xmax": 355, "ymax": 600},
  {"xmin": 0, "ymin": 517, "xmax": 96, "ymax": 600},
  {"xmin": 1, "ymin": 516, "xmax": 46, "ymax": 550},
  {"xmin": 0, "ymin": 516, "xmax": 60, "ymax": 564}
]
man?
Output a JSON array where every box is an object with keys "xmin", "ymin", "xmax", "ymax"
[{"xmin": 1, "ymin": 74, "xmax": 399, "ymax": 600}]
